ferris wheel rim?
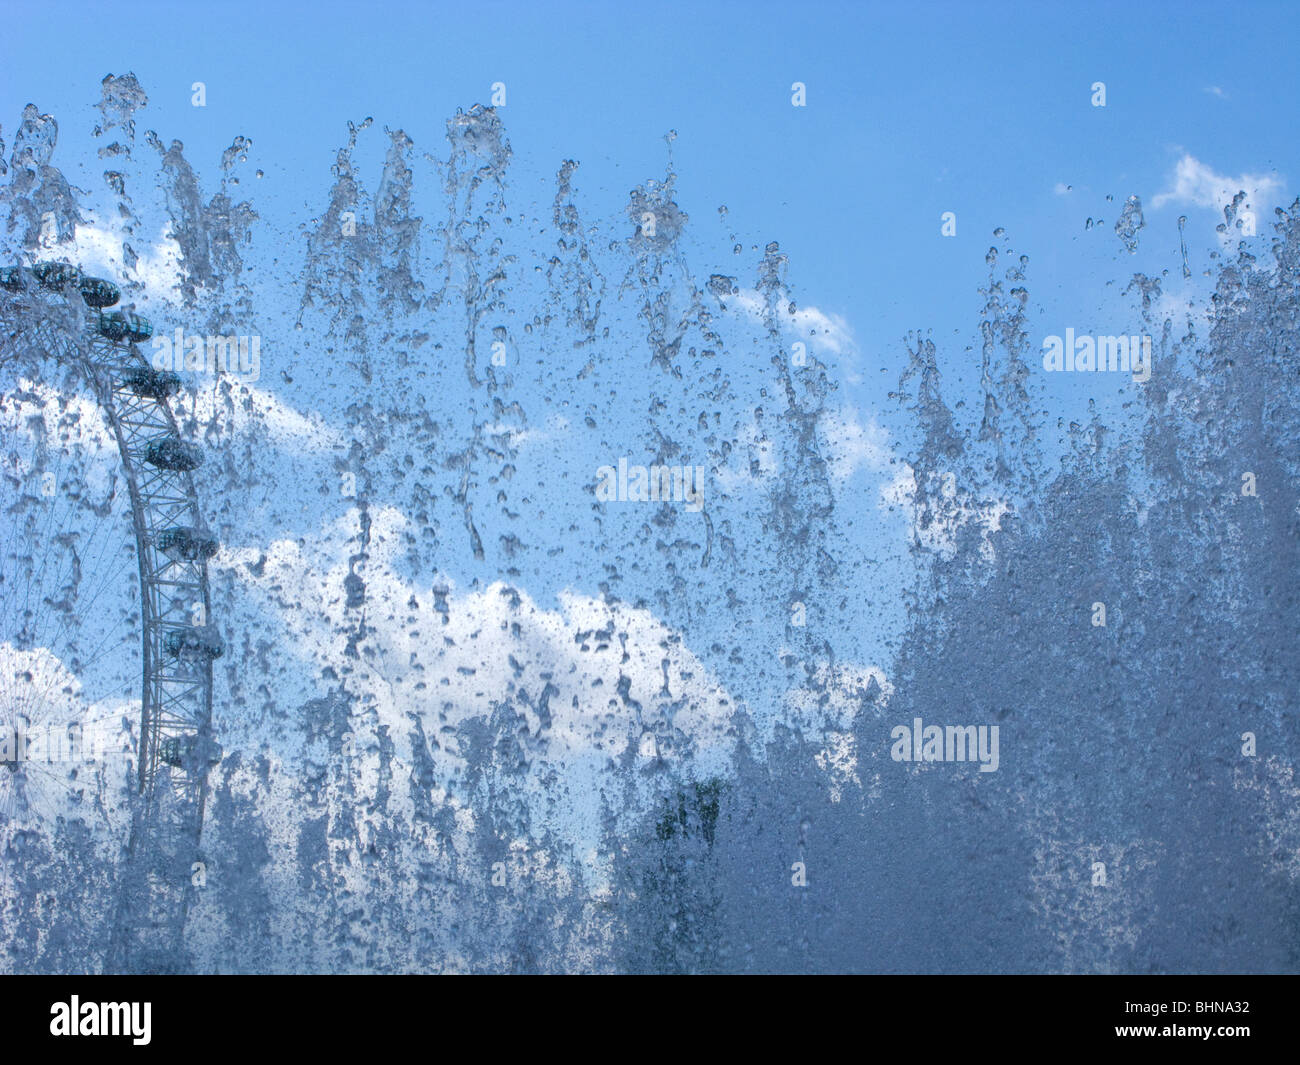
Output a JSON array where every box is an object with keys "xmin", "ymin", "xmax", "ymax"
[{"xmin": 0, "ymin": 259, "xmax": 221, "ymax": 972}]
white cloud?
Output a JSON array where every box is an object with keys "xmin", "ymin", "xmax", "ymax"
[
  {"xmin": 712, "ymin": 418, "xmax": 779, "ymax": 492},
  {"xmin": 0, "ymin": 378, "xmax": 118, "ymax": 492},
  {"xmin": 0, "ymin": 642, "xmax": 134, "ymax": 832},
  {"xmin": 728, "ymin": 288, "xmax": 856, "ymax": 359},
  {"xmin": 880, "ymin": 462, "xmax": 1010, "ymax": 562},
  {"xmin": 219, "ymin": 506, "xmax": 743, "ymax": 864},
  {"xmin": 819, "ymin": 407, "xmax": 891, "ymax": 485},
  {"xmin": 1147, "ymin": 288, "xmax": 1212, "ymax": 332},
  {"xmin": 187, "ymin": 379, "xmax": 344, "ymax": 453},
  {"xmin": 480, "ymin": 414, "xmax": 567, "ymax": 451},
  {"xmin": 1152, "ymin": 153, "xmax": 1285, "ymax": 212},
  {"xmin": 783, "ymin": 658, "xmax": 892, "ymax": 734},
  {"xmin": 71, "ymin": 218, "xmax": 184, "ymax": 297},
  {"xmin": 785, "ymin": 659, "xmax": 893, "ymax": 804}
]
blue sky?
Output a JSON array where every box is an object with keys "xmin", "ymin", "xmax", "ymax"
[
  {"xmin": 5, "ymin": 0, "xmax": 1296, "ymax": 369},
  {"xmin": 3, "ymin": 0, "xmax": 1298, "ymax": 703},
  {"xmin": 4, "ymin": 3, "xmax": 1300, "ymax": 968},
  {"xmin": 7, "ymin": 0, "xmax": 1300, "ymax": 983}
]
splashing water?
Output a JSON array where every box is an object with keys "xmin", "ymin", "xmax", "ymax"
[{"xmin": 1, "ymin": 73, "xmax": 1298, "ymax": 975}]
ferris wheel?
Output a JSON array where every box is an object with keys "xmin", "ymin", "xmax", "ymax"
[{"xmin": 0, "ymin": 260, "xmax": 222, "ymax": 973}]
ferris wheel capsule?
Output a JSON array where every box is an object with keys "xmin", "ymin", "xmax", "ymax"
[
  {"xmin": 156, "ymin": 526, "xmax": 219, "ymax": 562},
  {"xmin": 98, "ymin": 310, "xmax": 153, "ymax": 343},
  {"xmin": 32, "ymin": 261, "xmax": 82, "ymax": 289},
  {"xmin": 78, "ymin": 276, "xmax": 121, "ymax": 309},
  {"xmin": 31, "ymin": 261, "xmax": 81, "ymax": 289},
  {"xmin": 145, "ymin": 437, "xmax": 203, "ymax": 471},
  {"xmin": 162, "ymin": 626, "xmax": 224, "ymax": 662},
  {"xmin": 158, "ymin": 733, "xmax": 222, "ymax": 770},
  {"xmin": 122, "ymin": 366, "xmax": 183, "ymax": 399}
]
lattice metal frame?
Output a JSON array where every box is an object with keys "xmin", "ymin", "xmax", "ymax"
[{"xmin": 0, "ymin": 265, "xmax": 219, "ymax": 973}]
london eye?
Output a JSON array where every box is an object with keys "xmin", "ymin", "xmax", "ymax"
[{"xmin": 0, "ymin": 260, "xmax": 221, "ymax": 973}]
